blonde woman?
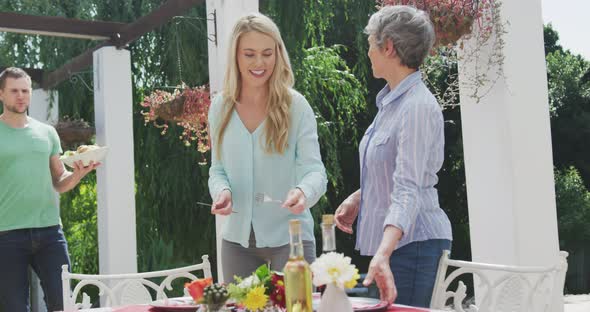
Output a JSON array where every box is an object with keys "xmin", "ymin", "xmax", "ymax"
[{"xmin": 208, "ymin": 13, "xmax": 327, "ymax": 282}]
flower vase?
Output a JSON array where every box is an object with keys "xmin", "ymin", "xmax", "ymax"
[{"xmin": 318, "ymin": 283, "xmax": 353, "ymax": 312}]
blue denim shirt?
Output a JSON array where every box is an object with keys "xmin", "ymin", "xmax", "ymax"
[
  {"xmin": 356, "ymin": 71, "xmax": 452, "ymax": 256},
  {"xmin": 208, "ymin": 90, "xmax": 327, "ymax": 248}
]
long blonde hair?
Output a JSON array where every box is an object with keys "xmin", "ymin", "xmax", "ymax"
[{"xmin": 217, "ymin": 13, "xmax": 294, "ymax": 157}]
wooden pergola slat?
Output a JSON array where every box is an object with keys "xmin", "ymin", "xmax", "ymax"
[
  {"xmin": 41, "ymin": 42, "xmax": 111, "ymax": 90},
  {"xmin": 42, "ymin": 0, "xmax": 205, "ymax": 89},
  {"xmin": 0, "ymin": 12, "xmax": 126, "ymax": 40},
  {"xmin": 112, "ymin": 0, "xmax": 205, "ymax": 48}
]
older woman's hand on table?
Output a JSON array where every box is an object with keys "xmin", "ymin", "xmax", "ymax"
[
  {"xmin": 364, "ymin": 225, "xmax": 404, "ymax": 304},
  {"xmin": 364, "ymin": 253, "xmax": 398, "ymax": 304}
]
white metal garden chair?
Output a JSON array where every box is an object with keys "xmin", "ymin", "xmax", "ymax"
[
  {"xmin": 62, "ymin": 255, "xmax": 212, "ymax": 311},
  {"xmin": 430, "ymin": 250, "xmax": 568, "ymax": 312}
]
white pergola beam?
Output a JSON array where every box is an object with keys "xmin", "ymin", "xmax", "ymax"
[
  {"xmin": 93, "ymin": 46, "xmax": 138, "ymax": 276},
  {"xmin": 458, "ymin": 0, "xmax": 562, "ymax": 310}
]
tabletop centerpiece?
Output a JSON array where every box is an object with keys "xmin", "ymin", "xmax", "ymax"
[
  {"xmin": 186, "ymin": 277, "xmax": 230, "ymax": 311},
  {"xmin": 310, "ymin": 252, "xmax": 360, "ymax": 312},
  {"xmin": 228, "ymin": 264, "xmax": 286, "ymax": 312}
]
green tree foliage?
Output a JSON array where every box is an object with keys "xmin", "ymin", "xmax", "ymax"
[
  {"xmin": 60, "ymin": 175, "xmax": 99, "ymax": 275},
  {"xmin": 262, "ymin": 0, "xmax": 377, "ymax": 94},
  {"xmin": 295, "ymin": 46, "xmax": 366, "ymax": 198},
  {"xmin": 543, "ymin": 25, "xmax": 590, "ymax": 293},
  {"xmin": 547, "ymin": 50, "xmax": 590, "ymax": 188},
  {"xmin": 545, "ymin": 25, "xmax": 590, "ymax": 189},
  {"xmin": 555, "ymin": 167, "xmax": 590, "ymax": 249},
  {"xmin": 59, "ymin": 175, "xmax": 100, "ymax": 300},
  {"xmin": 543, "ymin": 24, "xmax": 563, "ymax": 56},
  {"xmin": 554, "ymin": 167, "xmax": 590, "ymax": 293}
]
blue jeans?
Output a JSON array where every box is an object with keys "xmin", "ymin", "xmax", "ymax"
[
  {"xmin": 389, "ymin": 239, "xmax": 451, "ymax": 308},
  {"xmin": 0, "ymin": 225, "xmax": 71, "ymax": 312}
]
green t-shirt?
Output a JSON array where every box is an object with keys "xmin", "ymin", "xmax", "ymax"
[{"xmin": 0, "ymin": 117, "xmax": 62, "ymax": 231}]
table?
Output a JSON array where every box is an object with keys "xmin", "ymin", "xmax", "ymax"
[{"xmin": 81, "ymin": 304, "xmax": 446, "ymax": 312}]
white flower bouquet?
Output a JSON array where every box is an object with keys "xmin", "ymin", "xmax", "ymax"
[{"xmin": 310, "ymin": 252, "xmax": 360, "ymax": 312}]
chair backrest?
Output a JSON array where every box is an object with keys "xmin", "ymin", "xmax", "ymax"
[
  {"xmin": 430, "ymin": 250, "xmax": 568, "ymax": 312},
  {"xmin": 62, "ymin": 255, "xmax": 212, "ymax": 311}
]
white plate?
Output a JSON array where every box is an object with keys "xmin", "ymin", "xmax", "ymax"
[
  {"xmin": 151, "ymin": 297, "xmax": 200, "ymax": 311},
  {"xmin": 60, "ymin": 146, "xmax": 108, "ymax": 168},
  {"xmin": 312, "ymin": 293, "xmax": 389, "ymax": 312}
]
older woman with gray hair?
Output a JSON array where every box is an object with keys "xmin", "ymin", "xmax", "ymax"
[{"xmin": 334, "ymin": 5, "xmax": 452, "ymax": 307}]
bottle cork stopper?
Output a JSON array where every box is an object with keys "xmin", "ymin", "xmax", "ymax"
[
  {"xmin": 289, "ymin": 219, "xmax": 301, "ymax": 233},
  {"xmin": 322, "ymin": 214, "xmax": 334, "ymax": 224}
]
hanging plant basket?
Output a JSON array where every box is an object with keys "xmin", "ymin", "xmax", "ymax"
[
  {"xmin": 140, "ymin": 84, "xmax": 211, "ymax": 163},
  {"xmin": 378, "ymin": 0, "xmax": 506, "ymax": 106},
  {"xmin": 379, "ymin": 0, "xmax": 489, "ymax": 47},
  {"xmin": 154, "ymin": 94, "xmax": 187, "ymax": 123},
  {"xmin": 55, "ymin": 117, "xmax": 95, "ymax": 146}
]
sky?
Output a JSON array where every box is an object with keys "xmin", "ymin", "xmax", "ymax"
[{"xmin": 541, "ymin": 0, "xmax": 590, "ymax": 60}]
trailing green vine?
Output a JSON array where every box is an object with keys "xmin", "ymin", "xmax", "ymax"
[{"xmin": 295, "ymin": 45, "xmax": 367, "ymax": 223}]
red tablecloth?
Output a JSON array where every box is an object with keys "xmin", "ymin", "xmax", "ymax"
[
  {"xmin": 111, "ymin": 304, "xmax": 432, "ymax": 312},
  {"xmin": 387, "ymin": 305, "xmax": 430, "ymax": 311}
]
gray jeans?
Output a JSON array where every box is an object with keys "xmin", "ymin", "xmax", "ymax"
[{"xmin": 221, "ymin": 229, "xmax": 316, "ymax": 283}]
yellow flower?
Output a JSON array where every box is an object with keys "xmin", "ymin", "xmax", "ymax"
[
  {"xmin": 243, "ymin": 285, "xmax": 268, "ymax": 311},
  {"xmin": 344, "ymin": 268, "xmax": 361, "ymax": 289}
]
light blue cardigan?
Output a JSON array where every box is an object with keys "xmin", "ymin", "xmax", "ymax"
[{"xmin": 208, "ymin": 89, "xmax": 328, "ymax": 248}]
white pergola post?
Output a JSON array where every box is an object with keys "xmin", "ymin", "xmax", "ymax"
[
  {"xmin": 206, "ymin": 0, "xmax": 259, "ymax": 282},
  {"xmin": 93, "ymin": 46, "xmax": 138, "ymax": 276},
  {"xmin": 30, "ymin": 89, "xmax": 58, "ymax": 125},
  {"xmin": 458, "ymin": 0, "xmax": 562, "ymax": 310},
  {"xmin": 28, "ymin": 88, "xmax": 58, "ymax": 312}
]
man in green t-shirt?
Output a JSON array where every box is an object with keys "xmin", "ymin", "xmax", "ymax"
[{"xmin": 0, "ymin": 67, "xmax": 100, "ymax": 312}]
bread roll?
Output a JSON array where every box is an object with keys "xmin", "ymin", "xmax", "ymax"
[
  {"xmin": 76, "ymin": 145, "xmax": 99, "ymax": 154},
  {"xmin": 77, "ymin": 145, "xmax": 89, "ymax": 153}
]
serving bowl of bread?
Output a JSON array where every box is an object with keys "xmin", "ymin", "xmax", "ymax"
[{"xmin": 60, "ymin": 144, "xmax": 108, "ymax": 168}]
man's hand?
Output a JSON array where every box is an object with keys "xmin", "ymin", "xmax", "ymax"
[
  {"xmin": 211, "ymin": 189, "xmax": 233, "ymax": 215},
  {"xmin": 72, "ymin": 160, "xmax": 100, "ymax": 179},
  {"xmin": 334, "ymin": 190, "xmax": 360, "ymax": 234},
  {"xmin": 51, "ymin": 156, "xmax": 100, "ymax": 193},
  {"xmin": 282, "ymin": 188, "xmax": 306, "ymax": 214},
  {"xmin": 363, "ymin": 254, "xmax": 398, "ymax": 304}
]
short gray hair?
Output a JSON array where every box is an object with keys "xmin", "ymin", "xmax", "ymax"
[{"xmin": 365, "ymin": 5, "xmax": 435, "ymax": 69}]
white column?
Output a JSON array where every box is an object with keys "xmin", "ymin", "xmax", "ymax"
[
  {"xmin": 93, "ymin": 46, "xmax": 138, "ymax": 275},
  {"xmin": 30, "ymin": 89, "xmax": 58, "ymax": 125},
  {"xmin": 458, "ymin": 0, "xmax": 562, "ymax": 310},
  {"xmin": 28, "ymin": 88, "xmax": 57, "ymax": 312},
  {"xmin": 206, "ymin": 0, "xmax": 258, "ymax": 282}
]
